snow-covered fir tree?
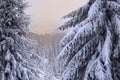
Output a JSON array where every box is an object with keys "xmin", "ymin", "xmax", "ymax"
[
  {"xmin": 0, "ymin": 0, "xmax": 40, "ymax": 80},
  {"xmin": 58, "ymin": 0, "xmax": 120, "ymax": 80}
]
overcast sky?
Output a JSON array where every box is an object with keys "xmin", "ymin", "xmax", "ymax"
[{"xmin": 26, "ymin": 0, "xmax": 87, "ymax": 33}]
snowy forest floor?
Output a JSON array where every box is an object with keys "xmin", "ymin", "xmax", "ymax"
[{"xmin": 28, "ymin": 32, "xmax": 65, "ymax": 80}]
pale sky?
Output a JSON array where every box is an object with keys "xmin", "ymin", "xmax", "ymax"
[{"xmin": 26, "ymin": 0, "xmax": 87, "ymax": 33}]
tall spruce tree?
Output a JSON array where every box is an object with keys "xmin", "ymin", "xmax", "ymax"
[
  {"xmin": 0, "ymin": 0, "xmax": 39, "ymax": 80},
  {"xmin": 58, "ymin": 0, "xmax": 120, "ymax": 80}
]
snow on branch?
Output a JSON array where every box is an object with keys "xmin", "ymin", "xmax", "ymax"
[
  {"xmin": 58, "ymin": 11, "xmax": 107, "ymax": 79},
  {"xmin": 58, "ymin": 18, "xmax": 98, "ymax": 60},
  {"xmin": 88, "ymin": 0, "xmax": 105, "ymax": 17},
  {"xmin": 59, "ymin": 14, "xmax": 87, "ymax": 30},
  {"xmin": 84, "ymin": 59, "xmax": 108, "ymax": 80},
  {"xmin": 112, "ymin": 15, "xmax": 120, "ymax": 34},
  {"xmin": 112, "ymin": 15, "xmax": 120, "ymax": 58},
  {"xmin": 98, "ymin": 27, "xmax": 113, "ymax": 80},
  {"xmin": 95, "ymin": 59, "xmax": 109, "ymax": 80},
  {"xmin": 84, "ymin": 51, "xmax": 98, "ymax": 80},
  {"xmin": 58, "ymin": 0, "xmax": 105, "ymax": 30},
  {"xmin": 100, "ymin": 26, "xmax": 112, "ymax": 66},
  {"xmin": 60, "ymin": 37, "xmax": 98, "ymax": 80},
  {"xmin": 63, "ymin": 0, "xmax": 95, "ymax": 18},
  {"xmin": 58, "ymin": 0, "xmax": 106, "ymax": 30},
  {"xmin": 107, "ymin": 1, "xmax": 120, "ymax": 15},
  {"xmin": 63, "ymin": 4, "xmax": 90, "ymax": 19},
  {"xmin": 59, "ymin": 12, "xmax": 102, "ymax": 47}
]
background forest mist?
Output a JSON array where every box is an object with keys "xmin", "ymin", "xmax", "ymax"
[{"xmin": 28, "ymin": 32, "xmax": 66, "ymax": 79}]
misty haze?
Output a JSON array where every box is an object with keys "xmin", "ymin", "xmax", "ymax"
[{"xmin": 0, "ymin": 0, "xmax": 120, "ymax": 80}]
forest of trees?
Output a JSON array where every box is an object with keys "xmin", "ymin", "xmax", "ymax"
[
  {"xmin": 29, "ymin": 32, "xmax": 65, "ymax": 80},
  {"xmin": 0, "ymin": 0, "xmax": 120, "ymax": 80}
]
